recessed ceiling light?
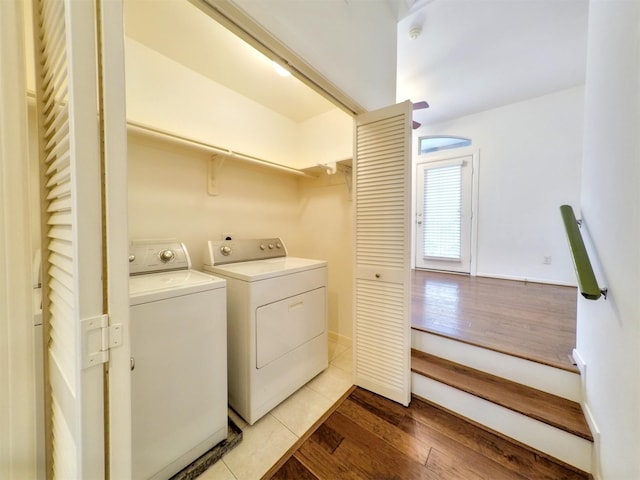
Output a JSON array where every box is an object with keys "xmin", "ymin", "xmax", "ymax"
[{"xmin": 272, "ymin": 61, "xmax": 291, "ymax": 77}]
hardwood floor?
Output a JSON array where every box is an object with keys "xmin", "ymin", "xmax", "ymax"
[
  {"xmin": 265, "ymin": 387, "xmax": 590, "ymax": 480},
  {"xmin": 411, "ymin": 270, "xmax": 578, "ymax": 371}
]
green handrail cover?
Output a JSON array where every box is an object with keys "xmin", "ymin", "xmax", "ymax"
[{"xmin": 559, "ymin": 205, "xmax": 602, "ymax": 300}]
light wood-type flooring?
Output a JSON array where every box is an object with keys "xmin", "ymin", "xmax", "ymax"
[
  {"xmin": 265, "ymin": 387, "xmax": 589, "ymax": 480},
  {"xmin": 411, "ymin": 270, "xmax": 578, "ymax": 371}
]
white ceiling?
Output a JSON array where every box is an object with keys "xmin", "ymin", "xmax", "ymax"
[
  {"xmin": 398, "ymin": 0, "xmax": 590, "ymax": 126},
  {"xmin": 123, "ymin": 0, "xmax": 337, "ymax": 123},
  {"xmin": 124, "ymin": 0, "xmax": 589, "ymax": 127}
]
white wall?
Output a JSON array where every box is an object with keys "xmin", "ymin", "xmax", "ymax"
[
  {"xmin": 298, "ymin": 109, "xmax": 352, "ymax": 167},
  {"xmin": 128, "ymin": 133, "xmax": 353, "ymax": 339},
  {"xmin": 125, "ymin": 38, "xmax": 352, "ymax": 171},
  {"xmin": 0, "ymin": 1, "xmax": 36, "ymax": 477},
  {"xmin": 125, "ymin": 38, "xmax": 302, "ymax": 168},
  {"xmin": 128, "ymin": 133, "xmax": 299, "ymax": 267},
  {"xmin": 577, "ymin": 1, "xmax": 640, "ymax": 478},
  {"xmin": 416, "ymin": 86, "xmax": 584, "ymax": 285},
  {"xmin": 293, "ymin": 173, "xmax": 353, "ymax": 342}
]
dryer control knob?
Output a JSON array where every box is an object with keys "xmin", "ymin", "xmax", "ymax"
[
  {"xmin": 268, "ymin": 243, "xmax": 274, "ymax": 249},
  {"xmin": 276, "ymin": 243, "xmax": 282, "ymax": 249},
  {"xmin": 159, "ymin": 249, "xmax": 175, "ymax": 262},
  {"xmin": 260, "ymin": 244, "xmax": 266, "ymax": 250},
  {"xmin": 220, "ymin": 246, "xmax": 232, "ymax": 255},
  {"xmin": 128, "ymin": 254, "xmax": 136, "ymax": 263}
]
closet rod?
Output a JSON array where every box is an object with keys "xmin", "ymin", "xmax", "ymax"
[{"xmin": 127, "ymin": 121, "xmax": 310, "ymax": 177}]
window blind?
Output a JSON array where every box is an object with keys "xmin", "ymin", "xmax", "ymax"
[{"xmin": 422, "ymin": 163, "xmax": 462, "ymax": 261}]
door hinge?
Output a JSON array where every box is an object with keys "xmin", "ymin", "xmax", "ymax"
[{"xmin": 81, "ymin": 314, "xmax": 123, "ymax": 369}]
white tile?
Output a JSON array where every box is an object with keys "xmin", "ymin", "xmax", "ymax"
[
  {"xmin": 222, "ymin": 413, "xmax": 297, "ymax": 480},
  {"xmin": 197, "ymin": 459, "xmax": 236, "ymax": 480},
  {"xmin": 328, "ymin": 341, "xmax": 349, "ymax": 362},
  {"xmin": 270, "ymin": 386, "xmax": 335, "ymax": 437},
  {"xmin": 306, "ymin": 364, "xmax": 353, "ymax": 403},
  {"xmin": 331, "ymin": 347, "xmax": 352, "ymax": 374}
]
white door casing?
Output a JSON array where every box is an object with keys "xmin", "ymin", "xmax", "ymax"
[
  {"xmin": 353, "ymin": 101, "xmax": 412, "ymax": 406},
  {"xmin": 98, "ymin": 0, "xmax": 132, "ymax": 477}
]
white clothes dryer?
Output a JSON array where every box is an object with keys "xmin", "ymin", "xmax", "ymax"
[
  {"xmin": 203, "ymin": 238, "xmax": 328, "ymax": 425},
  {"xmin": 129, "ymin": 240, "xmax": 227, "ymax": 480}
]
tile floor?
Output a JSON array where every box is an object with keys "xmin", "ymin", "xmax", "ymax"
[{"xmin": 197, "ymin": 341, "xmax": 353, "ymax": 480}]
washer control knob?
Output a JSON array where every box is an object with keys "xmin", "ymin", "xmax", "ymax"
[
  {"xmin": 128, "ymin": 254, "xmax": 136, "ymax": 263},
  {"xmin": 220, "ymin": 246, "xmax": 232, "ymax": 256},
  {"xmin": 276, "ymin": 242, "xmax": 282, "ymax": 249},
  {"xmin": 260, "ymin": 244, "xmax": 266, "ymax": 251},
  {"xmin": 159, "ymin": 249, "xmax": 175, "ymax": 263},
  {"xmin": 268, "ymin": 243, "xmax": 274, "ymax": 249}
]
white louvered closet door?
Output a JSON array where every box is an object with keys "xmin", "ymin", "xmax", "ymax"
[
  {"xmin": 353, "ymin": 101, "xmax": 412, "ymax": 406},
  {"xmin": 32, "ymin": 0, "xmax": 106, "ymax": 477}
]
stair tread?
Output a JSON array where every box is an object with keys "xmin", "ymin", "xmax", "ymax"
[{"xmin": 411, "ymin": 349, "xmax": 593, "ymax": 441}]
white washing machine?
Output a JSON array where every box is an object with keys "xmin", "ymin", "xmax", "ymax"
[
  {"xmin": 202, "ymin": 238, "xmax": 327, "ymax": 425},
  {"xmin": 129, "ymin": 240, "xmax": 227, "ymax": 480}
]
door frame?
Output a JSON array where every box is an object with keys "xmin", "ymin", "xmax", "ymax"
[
  {"xmin": 0, "ymin": 1, "xmax": 37, "ymax": 477},
  {"xmin": 411, "ymin": 146, "xmax": 479, "ymax": 276}
]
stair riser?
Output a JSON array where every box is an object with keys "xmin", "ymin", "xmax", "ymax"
[
  {"xmin": 412, "ymin": 373, "xmax": 593, "ymax": 473},
  {"xmin": 412, "ymin": 330, "xmax": 581, "ymax": 402}
]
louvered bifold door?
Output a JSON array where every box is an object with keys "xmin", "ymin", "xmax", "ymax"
[
  {"xmin": 31, "ymin": 0, "xmax": 106, "ymax": 477},
  {"xmin": 353, "ymin": 101, "xmax": 412, "ymax": 406}
]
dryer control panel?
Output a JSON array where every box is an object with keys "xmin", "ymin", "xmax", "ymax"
[
  {"xmin": 205, "ymin": 238, "xmax": 287, "ymax": 266},
  {"xmin": 129, "ymin": 240, "xmax": 191, "ymax": 275}
]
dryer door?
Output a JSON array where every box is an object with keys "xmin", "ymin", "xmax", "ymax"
[{"xmin": 256, "ymin": 287, "xmax": 326, "ymax": 369}]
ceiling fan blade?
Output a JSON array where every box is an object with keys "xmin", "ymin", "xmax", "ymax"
[
  {"xmin": 413, "ymin": 100, "xmax": 429, "ymax": 110},
  {"xmin": 412, "ymin": 120, "xmax": 422, "ymax": 129}
]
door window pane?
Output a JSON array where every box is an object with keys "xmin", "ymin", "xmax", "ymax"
[
  {"xmin": 423, "ymin": 164, "xmax": 462, "ymax": 260},
  {"xmin": 419, "ymin": 136, "xmax": 471, "ymax": 155}
]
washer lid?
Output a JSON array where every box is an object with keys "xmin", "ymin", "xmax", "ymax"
[
  {"xmin": 129, "ymin": 270, "xmax": 225, "ymax": 305},
  {"xmin": 203, "ymin": 256, "xmax": 327, "ymax": 282}
]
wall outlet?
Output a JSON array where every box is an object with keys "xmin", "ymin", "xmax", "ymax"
[{"xmin": 221, "ymin": 233, "xmax": 233, "ymax": 241}]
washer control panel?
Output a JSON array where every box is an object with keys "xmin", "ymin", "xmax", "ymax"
[
  {"xmin": 205, "ymin": 238, "xmax": 286, "ymax": 266},
  {"xmin": 129, "ymin": 240, "xmax": 191, "ymax": 276}
]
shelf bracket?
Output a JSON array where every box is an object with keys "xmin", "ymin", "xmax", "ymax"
[
  {"xmin": 207, "ymin": 154, "xmax": 225, "ymax": 196},
  {"xmin": 338, "ymin": 163, "xmax": 353, "ymax": 196}
]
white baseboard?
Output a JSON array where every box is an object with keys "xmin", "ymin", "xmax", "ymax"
[
  {"xmin": 573, "ymin": 348, "xmax": 601, "ymax": 479},
  {"xmin": 328, "ymin": 331, "xmax": 352, "ymax": 348},
  {"xmin": 475, "ymin": 272, "xmax": 577, "ymax": 287}
]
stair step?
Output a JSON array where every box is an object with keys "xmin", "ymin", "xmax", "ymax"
[
  {"xmin": 412, "ymin": 329, "xmax": 582, "ymax": 402},
  {"xmin": 411, "ymin": 349, "xmax": 593, "ymax": 442}
]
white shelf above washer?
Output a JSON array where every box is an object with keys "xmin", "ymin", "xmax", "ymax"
[{"xmin": 127, "ymin": 121, "xmax": 314, "ymax": 183}]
